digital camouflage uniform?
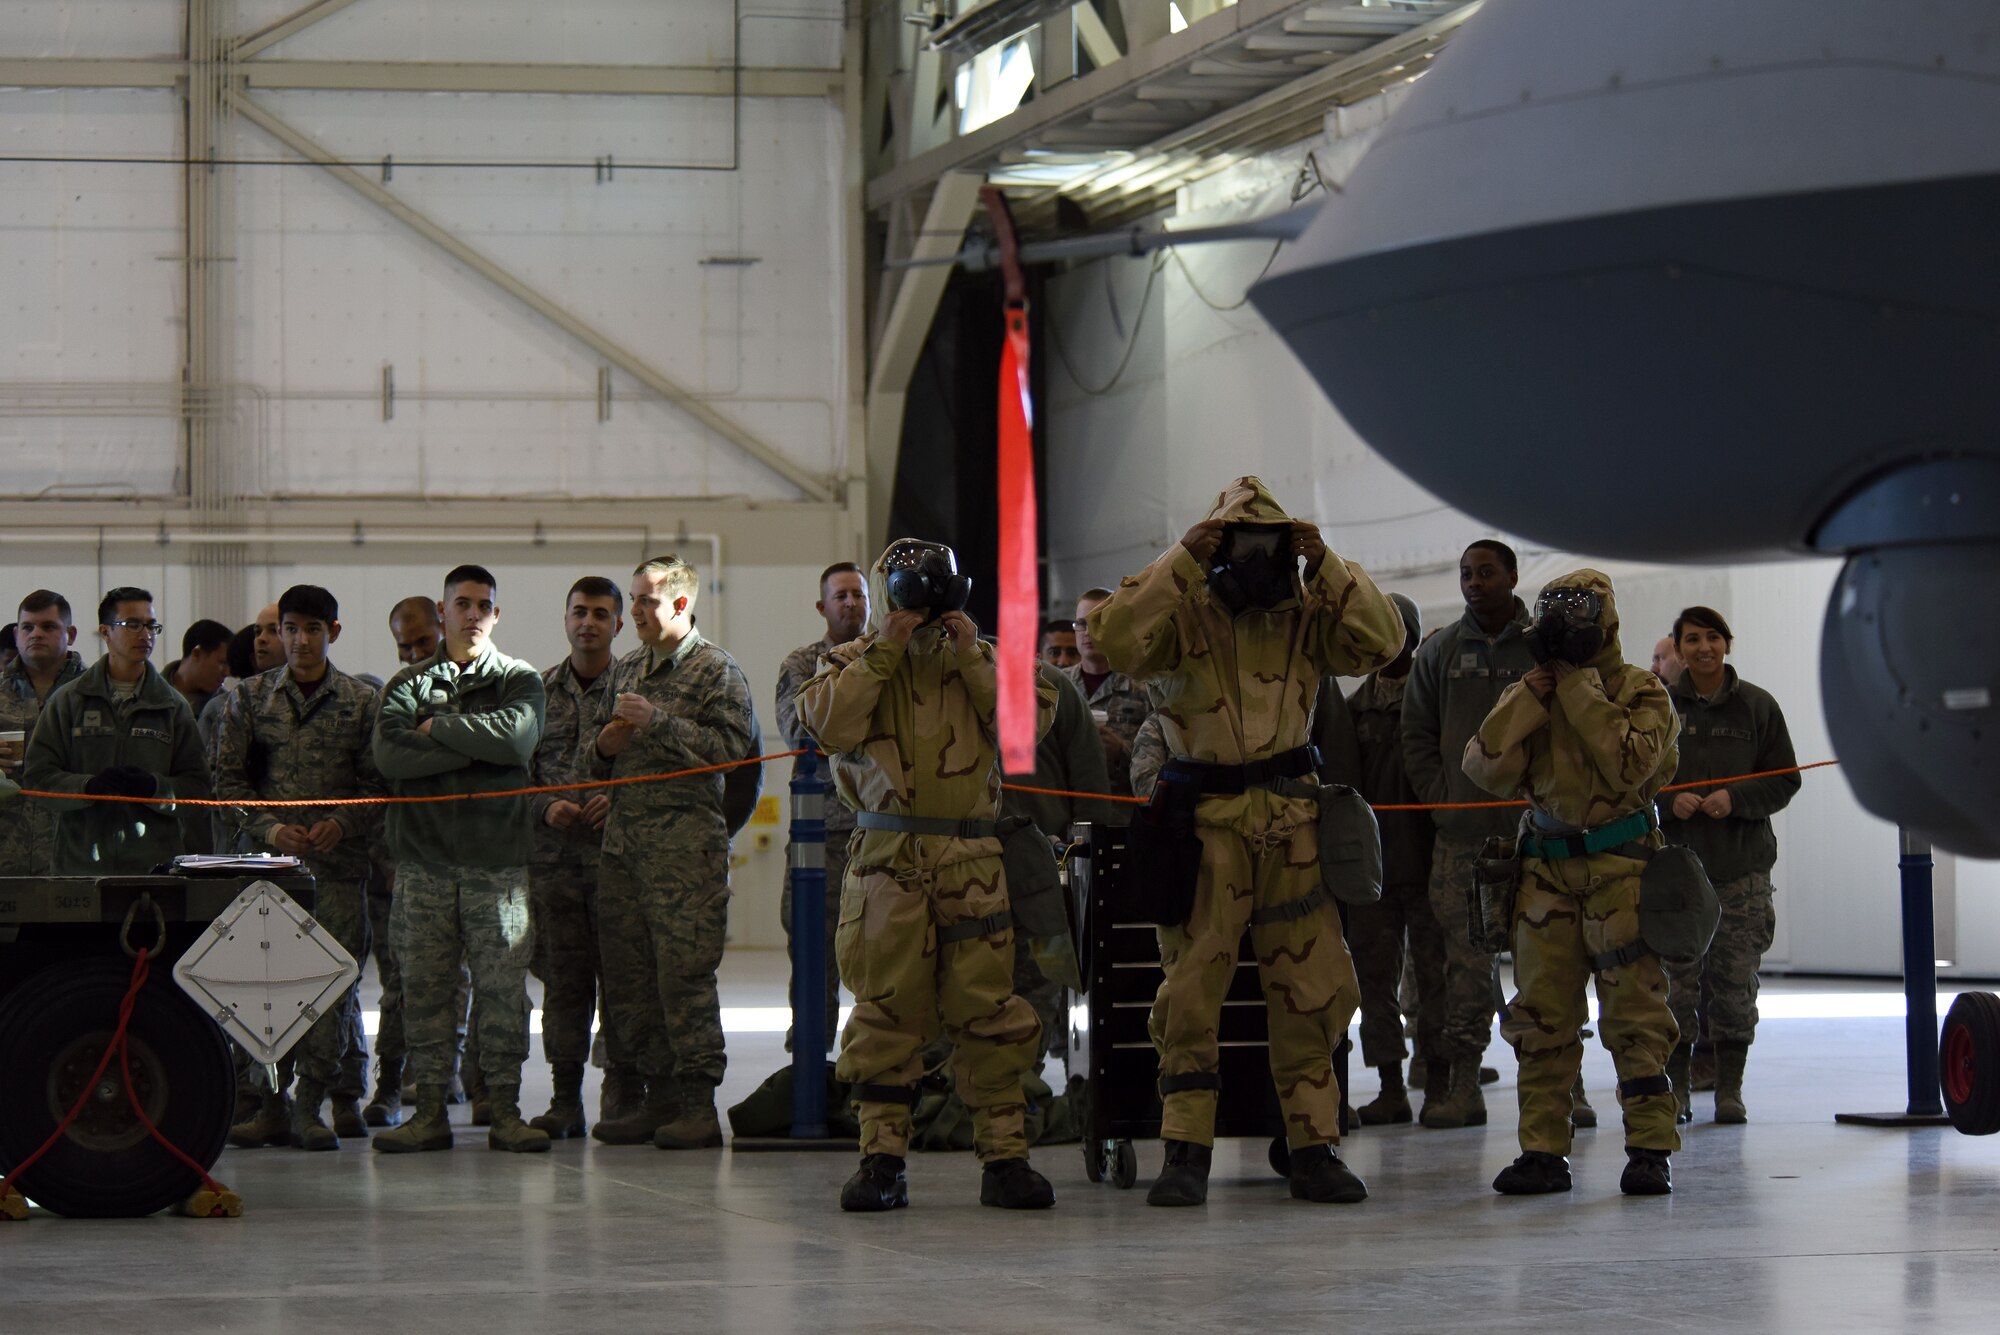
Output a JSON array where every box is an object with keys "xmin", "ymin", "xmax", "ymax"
[
  {"xmin": 1659, "ymin": 667, "xmax": 1799, "ymax": 1050},
  {"xmin": 777, "ymin": 636, "xmax": 856, "ymax": 1051},
  {"xmin": 23, "ymin": 657, "xmax": 212, "ymax": 873},
  {"xmin": 590, "ymin": 630, "xmax": 755, "ymax": 1108},
  {"xmin": 1088, "ymin": 478, "xmax": 1402, "ymax": 1150},
  {"xmin": 528, "ymin": 657, "xmax": 631, "ymax": 1077},
  {"xmin": 1402, "ymin": 596, "xmax": 1535, "ymax": 1080},
  {"xmin": 1062, "ymin": 662, "xmax": 1151, "ymax": 816},
  {"xmin": 1346, "ymin": 671, "xmax": 1445, "ymax": 1068},
  {"xmin": 1462, "ymin": 569, "xmax": 1683, "ymax": 1155},
  {"xmin": 373, "ymin": 643, "xmax": 546, "ymax": 1097},
  {"xmin": 1128, "ymin": 713, "xmax": 1168, "ymax": 799},
  {"xmin": 0, "ymin": 650, "xmax": 84, "ymax": 873},
  {"xmin": 797, "ymin": 563, "xmax": 1057, "ymax": 1163},
  {"xmin": 1002, "ymin": 663, "xmax": 1119, "ymax": 1063},
  {"xmin": 213, "ymin": 664, "xmax": 385, "ymax": 1094}
]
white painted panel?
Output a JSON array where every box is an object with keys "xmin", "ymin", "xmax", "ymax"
[{"xmin": 0, "ymin": 1, "xmax": 184, "ymax": 56}]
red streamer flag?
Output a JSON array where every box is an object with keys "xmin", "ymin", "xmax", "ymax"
[{"xmin": 997, "ymin": 303, "xmax": 1039, "ymax": 776}]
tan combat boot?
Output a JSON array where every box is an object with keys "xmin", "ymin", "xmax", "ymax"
[
  {"xmin": 289, "ymin": 1078, "xmax": 340, "ymax": 1151},
  {"xmin": 1418, "ymin": 1060, "xmax": 1488, "ymax": 1129},
  {"xmin": 600, "ymin": 1065, "xmax": 643, "ymax": 1123},
  {"xmin": 1713, "ymin": 1042, "xmax": 1749, "ymax": 1123},
  {"xmin": 1571, "ymin": 1078, "xmax": 1597, "ymax": 1129},
  {"xmin": 228, "ymin": 1090, "xmax": 294, "ymax": 1148},
  {"xmin": 529, "ymin": 1062, "xmax": 587, "ymax": 1139},
  {"xmin": 1667, "ymin": 1042, "xmax": 1694, "ymax": 1124},
  {"xmin": 1357, "ymin": 1063, "xmax": 1412, "ymax": 1126},
  {"xmin": 372, "ymin": 1085, "xmax": 453, "ymax": 1153},
  {"xmin": 592, "ymin": 1087, "xmax": 679, "ymax": 1144},
  {"xmin": 654, "ymin": 1085, "xmax": 724, "ymax": 1149},
  {"xmin": 364, "ymin": 1057, "xmax": 404, "ymax": 1127},
  {"xmin": 486, "ymin": 1085, "xmax": 552, "ymax": 1153}
]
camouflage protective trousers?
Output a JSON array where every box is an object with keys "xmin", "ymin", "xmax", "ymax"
[
  {"xmin": 1347, "ymin": 874, "xmax": 1445, "ymax": 1068},
  {"xmin": 391, "ymin": 861, "xmax": 533, "ymax": 1090},
  {"xmin": 1665, "ymin": 871, "xmax": 1775, "ymax": 1048},
  {"xmin": 596, "ymin": 844, "xmax": 730, "ymax": 1093},
  {"xmin": 835, "ymin": 848, "xmax": 1040, "ymax": 1162},
  {"xmin": 1501, "ymin": 849, "xmax": 1681, "ymax": 1154},
  {"xmin": 1151, "ymin": 820, "xmax": 1359, "ymax": 1151},
  {"xmin": 530, "ymin": 864, "xmax": 630, "ymax": 1072},
  {"xmin": 294, "ymin": 872, "xmax": 371, "ymax": 1091},
  {"xmin": 1427, "ymin": 831, "xmax": 1501, "ymax": 1064}
]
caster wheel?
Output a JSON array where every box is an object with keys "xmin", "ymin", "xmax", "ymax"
[
  {"xmin": 1083, "ymin": 1137, "xmax": 1105, "ymax": 1183},
  {"xmin": 1267, "ymin": 1135, "xmax": 1292, "ymax": 1178},
  {"xmin": 1942, "ymin": 991, "xmax": 2000, "ymax": 1136},
  {"xmin": 1110, "ymin": 1139, "xmax": 1138, "ymax": 1189}
]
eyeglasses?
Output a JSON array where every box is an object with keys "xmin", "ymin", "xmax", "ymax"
[{"xmin": 106, "ymin": 619, "xmax": 164, "ymax": 634}]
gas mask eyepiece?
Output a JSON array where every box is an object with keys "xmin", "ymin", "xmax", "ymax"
[{"xmin": 881, "ymin": 539, "xmax": 972, "ymax": 622}]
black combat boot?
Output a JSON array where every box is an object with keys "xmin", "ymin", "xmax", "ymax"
[
  {"xmin": 1620, "ymin": 1147, "xmax": 1673, "ymax": 1195},
  {"xmin": 1357, "ymin": 1064, "xmax": 1412, "ymax": 1126},
  {"xmin": 1493, "ymin": 1151, "xmax": 1573, "ymax": 1195},
  {"xmin": 980, "ymin": 1158, "xmax": 1055, "ymax": 1210},
  {"xmin": 1145, "ymin": 1139, "xmax": 1213, "ymax": 1207},
  {"xmin": 840, "ymin": 1154, "xmax": 909, "ymax": 1212},
  {"xmin": 1288, "ymin": 1144, "xmax": 1367, "ymax": 1203},
  {"xmin": 530, "ymin": 1062, "xmax": 587, "ymax": 1139}
]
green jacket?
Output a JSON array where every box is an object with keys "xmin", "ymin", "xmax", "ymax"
[
  {"xmin": 22, "ymin": 657, "xmax": 212, "ymax": 873},
  {"xmin": 1659, "ymin": 666, "xmax": 1799, "ymax": 883},
  {"xmin": 1402, "ymin": 597, "xmax": 1535, "ymax": 839},
  {"xmin": 1002, "ymin": 664, "xmax": 1120, "ymax": 838},
  {"xmin": 1, "ymin": 650, "xmax": 86, "ymax": 873},
  {"xmin": 373, "ymin": 643, "xmax": 545, "ymax": 868}
]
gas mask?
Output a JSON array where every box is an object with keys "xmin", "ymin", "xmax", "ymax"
[
  {"xmin": 1208, "ymin": 524, "xmax": 1296, "ymax": 613},
  {"xmin": 881, "ymin": 539, "xmax": 972, "ymax": 623},
  {"xmin": 1524, "ymin": 586, "xmax": 1607, "ymax": 666}
]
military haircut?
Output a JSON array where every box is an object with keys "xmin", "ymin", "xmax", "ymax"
[
  {"xmin": 180, "ymin": 618, "xmax": 234, "ymax": 657},
  {"xmin": 97, "ymin": 586, "xmax": 153, "ymax": 626},
  {"xmin": 1463, "ymin": 540, "xmax": 1518, "ymax": 574},
  {"xmin": 389, "ymin": 594, "xmax": 442, "ymax": 627},
  {"xmin": 18, "ymin": 589, "xmax": 72, "ymax": 624},
  {"xmin": 227, "ymin": 624, "xmax": 260, "ymax": 678},
  {"xmin": 635, "ymin": 554, "xmax": 699, "ymax": 602},
  {"xmin": 279, "ymin": 584, "xmax": 340, "ymax": 625},
  {"xmin": 567, "ymin": 575, "xmax": 624, "ymax": 616},
  {"xmin": 819, "ymin": 561, "xmax": 863, "ymax": 596},
  {"xmin": 1041, "ymin": 618, "xmax": 1073, "ymax": 639},
  {"xmin": 1672, "ymin": 604, "xmax": 1734, "ymax": 647},
  {"xmin": 1078, "ymin": 586, "xmax": 1115, "ymax": 603},
  {"xmin": 443, "ymin": 564, "xmax": 499, "ymax": 599}
]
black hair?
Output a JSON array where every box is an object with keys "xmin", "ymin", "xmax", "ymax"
[
  {"xmin": 18, "ymin": 590, "xmax": 72, "ymax": 624},
  {"xmin": 279, "ymin": 585, "xmax": 341, "ymax": 624},
  {"xmin": 1672, "ymin": 605, "xmax": 1735, "ymax": 647},
  {"xmin": 1041, "ymin": 619, "xmax": 1075, "ymax": 640},
  {"xmin": 567, "ymin": 576, "xmax": 624, "ymax": 616},
  {"xmin": 819, "ymin": 562, "xmax": 863, "ymax": 596},
  {"xmin": 0, "ymin": 625, "xmax": 13, "ymax": 654},
  {"xmin": 442, "ymin": 564, "xmax": 498, "ymax": 597},
  {"xmin": 227, "ymin": 624, "xmax": 260, "ymax": 678},
  {"xmin": 98, "ymin": 586, "xmax": 153, "ymax": 626},
  {"xmin": 1462, "ymin": 540, "xmax": 1518, "ymax": 575},
  {"xmin": 180, "ymin": 618, "xmax": 234, "ymax": 657}
]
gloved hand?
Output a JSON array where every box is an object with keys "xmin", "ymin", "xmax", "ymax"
[{"xmin": 84, "ymin": 766, "xmax": 159, "ymax": 799}]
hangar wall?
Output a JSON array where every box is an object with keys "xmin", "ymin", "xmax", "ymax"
[{"xmin": 1042, "ymin": 92, "xmax": 1998, "ymax": 978}]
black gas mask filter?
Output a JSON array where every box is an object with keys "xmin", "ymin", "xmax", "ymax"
[{"xmin": 1524, "ymin": 586, "xmax": 1607, "ymax": 666}]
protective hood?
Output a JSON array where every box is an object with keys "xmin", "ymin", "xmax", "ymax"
[
  {"xmin": 1388, "ymin": 592, "xmax": 1422, "ymax": 654},
  {"xmin": 867, "ymin": 538, "xmax": 968, "ymax": 645},
  {"xmin": 1531, "ymin": 567, "xmax": 1624, "ymax": 672},
  {"xmin": 1202, "ymin": 476, "xmax": 1302, "ymax": 613}
]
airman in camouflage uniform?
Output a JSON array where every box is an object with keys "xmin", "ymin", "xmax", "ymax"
[
  {"xmin": 525, "ymin": 577, "xmax": 637, "ymax": 1138},
  {"xmin": 1089, "ymin": 477, "xmax": 1402, "ymax": 1207},
  {"xmin": 798, "ymin": 539, "xmax": 1058, "ymax": 1211},
  {"xmin": 371, "ymin": 566, "xmax": 550, "ymax": 1155},
  {"xmin": 588, "ymin": 556, "xmax": 756, "ymax": 1151},
  {"xmin": 775, "ymin": 562, "xmax": 871, "ymax": 1053},
  {"xmin": 0, "ymin": 591, "xmax": 84, "ymax": 874},
  {"xmin": 1065, "ymin": 588, "xmax": 1153, "ymax": 813},
  {"xmin": 1659, "ymin": 608, "xmax": 1799, "ymax": 1124},
  {"xmin": 1464, "ymin": 569, "xmax": 1683, "ymax": 1196},
  {"xmin": 212, "ymin": 585, "xmax": 385, "ymax": 1151}
]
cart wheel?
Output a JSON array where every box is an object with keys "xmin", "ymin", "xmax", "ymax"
[
  {"xmin": 1267, "ymin": 1135, "xmax": 1292, "ymax": 1178},
  {"xmin": 0, "ymin": 958, "xmax": 235, "ymax": 1217},
  {"xmin": 1083, "ymin": 1137, "xmax": 1106, "ymax": 1183},
  {"xmin": 1941, "ymin": 991, "xmax": 2000, "ymax": 1136},
  {"xmin": 1110, "ymin": 1139, "xmax": 1139, "ymax": 1189}
]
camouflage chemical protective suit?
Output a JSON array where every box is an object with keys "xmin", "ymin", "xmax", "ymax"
[
  {"xmin": 1088, "ymin": 478, "xmax": 1402, "ymax": 1150},
  {"xmin": 796, "ymin": 552, "xmax": 1056, "ymax": 1163},
  {"xmin": 1462, "ymin": 569, "xmax": 1683, "ymax": 1155}
]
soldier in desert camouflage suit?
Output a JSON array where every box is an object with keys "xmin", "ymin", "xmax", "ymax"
[
  {"xmin": 213, "ymin": 585, "xmax": 385, "ymax": 1151},
  {"xmin": 587, "ymin": 556, "xmax": 755, "ymax": 1151},
  {"xmin": 798, "ymin": 539, "xmax": 1058, "ymax": 1213},
  {"xmin": 1089, "ymin": 476, "xmax": 1402, "ymax": 1207},
  {"xmin": 1464, "ymin": 568, "xmax": 1683, "ymax": 1197}
]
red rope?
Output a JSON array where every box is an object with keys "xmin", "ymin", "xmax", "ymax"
[{"xmin": 0, "ymin": 947, "xmax": 226, "ymax": 1214}]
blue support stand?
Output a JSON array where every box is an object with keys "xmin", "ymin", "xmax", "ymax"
[{"xmin": 1835, "ymin": 829, "xmax": 1952, "ymax": 1127}]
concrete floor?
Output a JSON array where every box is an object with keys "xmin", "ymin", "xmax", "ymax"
[{"xmin": 7, "ymin": 953, "xmax": 2000, "ymax": 1334}]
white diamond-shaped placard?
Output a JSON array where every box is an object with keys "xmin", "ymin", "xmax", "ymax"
[{"xmin": 173, "ymin": 879, "xmax": 361, "ymax": 1065}]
